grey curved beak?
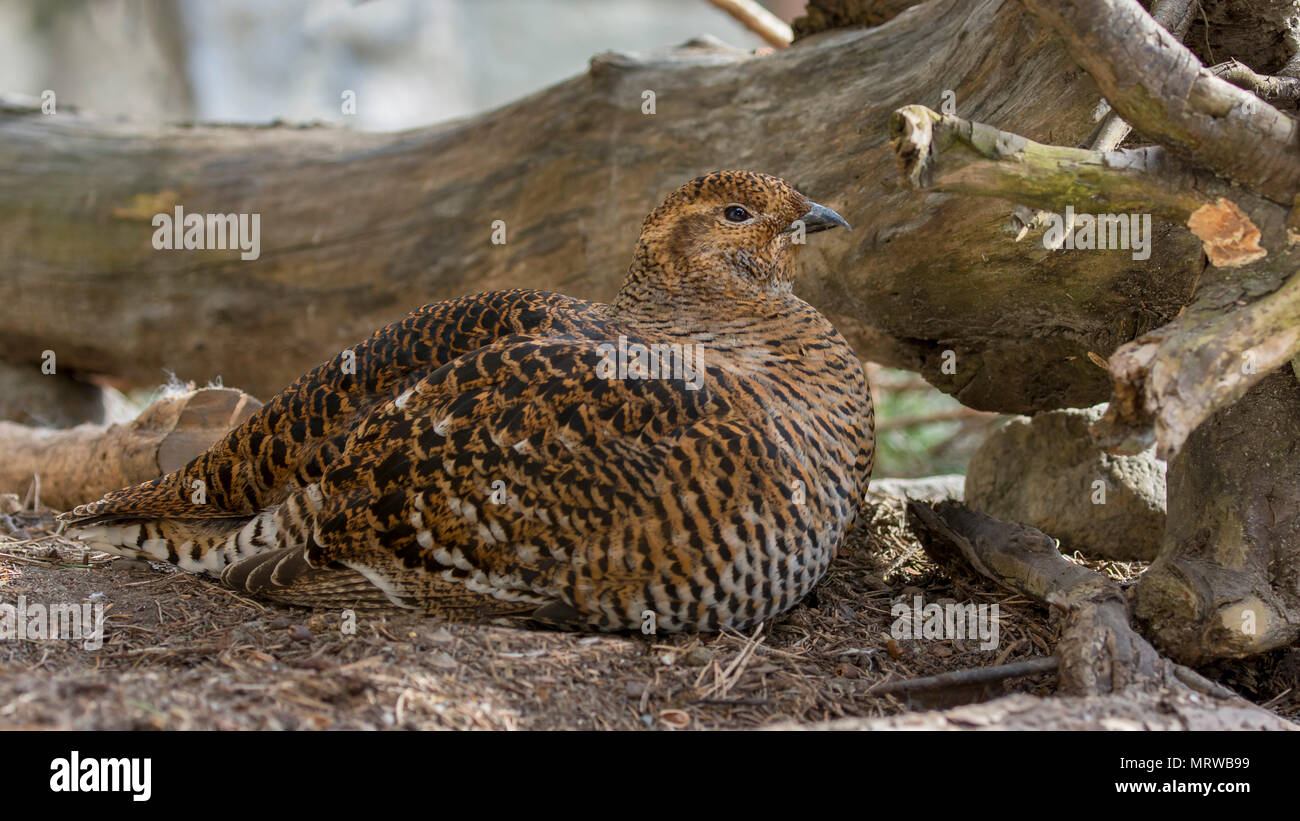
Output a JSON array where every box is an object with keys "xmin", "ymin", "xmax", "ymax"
[{"xmin": 783, "ymin": 202, "xmax": 852, "ymax": 234}]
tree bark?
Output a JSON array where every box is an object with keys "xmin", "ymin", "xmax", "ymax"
[
  {"xmin": 1133, "ymin": 369, "xmax": 1300, "ymax": 664},
  {"xmin": 908, "ymin": 500, "xmax": 1170, "ymax": 695},
  {"xmin": 885, "ymin": 0, "xmax": 1300, "ymax": 666},
  {"xmin": 888, "ymin": 103, "xmax": 1300, "ymax": 458},
  {"xmin": 1019, "ymin": 0, "xmax": 1300, "ymax": 206},
  {"xmin": 0, "ymin": 388, "xmax": 260, "ymax": 510},
  {"xmin": 792, "ymin": 0, "xmax": 926, "ymax": 38},
  {"xmin": 0, "ymin": 0, "xmax": 1206, "ymax": 413}
]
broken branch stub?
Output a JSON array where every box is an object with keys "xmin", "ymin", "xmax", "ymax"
[
  {"xmin": 0, "ymin": 387, "xmax": 261, "ymax": 511},
  {"xmin": 1187, "ymin": 197, "xmax": 1268, "ymax": 267},
  {"xmin": 887, "ymin": 105, "xmax": 1223, "ymax": 224},
  {"xmin": 1018, "ymin": 0, "xmax": 1300, "ymax": 206},
  {"xmin": 1093, "ymin": 269, "xmax": 1300, "ymax": 459}
]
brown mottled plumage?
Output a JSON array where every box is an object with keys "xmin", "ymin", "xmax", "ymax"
[{"xmin": 61, "ymin": 171, "xmax": 874, "ymax": 632}]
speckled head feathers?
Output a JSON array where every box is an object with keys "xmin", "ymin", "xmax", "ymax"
[
  {"xmin": 648, "ymin": 171, "xmax": 810, "ymax": 229},
  {"xmin": 618, "ymin": 171, "xmax": 847, "ymax": 307}
]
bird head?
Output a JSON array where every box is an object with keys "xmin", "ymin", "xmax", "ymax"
[{"xmin": 619, "ymin": 170, "xmax": 850, "ymax": 307}]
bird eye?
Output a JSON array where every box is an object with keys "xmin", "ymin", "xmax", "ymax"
[{"xmin": 723, "ymin": 205, "xmax": 752, "ymax": 223}]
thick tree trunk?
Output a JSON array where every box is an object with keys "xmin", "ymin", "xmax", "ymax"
[
  {"xmin": 0, "ymin": 0, "xmax": 1205, "ymax": 412},
  {"xmin": 1133, "ymin": 370, "xmax": 1300, "ymax": 664}
]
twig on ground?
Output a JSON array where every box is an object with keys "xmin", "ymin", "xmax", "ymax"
[{"xmin": 867, "ymin": 656, "xmax": 1059, "ymax": 696}]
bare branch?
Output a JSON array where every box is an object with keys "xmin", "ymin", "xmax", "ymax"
[
  {"xmin": 1018, "ymin": 0, "xmax": 1300, "ymax": 205},
  {"xmin": 1092, "ymin": 269, "xmax": 1300, "ymax": 459},
  {"xmin": 906, "ymin": 500, "xmax": 1251, "ymax": 698},
  {"xmin": 1213, "ymin": 59, "xmax": 1300, "ymax": 106},
  {"xmin": 888, "ymin": 105, "xmax": 1237, "ymax": 221},
  {"xmin": 1069, "ymin": 0, "xmax": 1198, "ymax": 157},
  {"xmin": 1013, "ymin": 0, "xmax": 1199, "ymax": 241},
  {"xmin": 867, "ymin": 657, "xmax": 1059, "ymax": 699}
]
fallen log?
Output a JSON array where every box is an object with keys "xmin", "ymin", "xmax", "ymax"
[
  {"xmin": 0, "ymin": 387, "xmax": 260, "ymax": 510},
  {"xmin": 0, "ymin": 0, "xmax": 1215, "ymax": 415}
]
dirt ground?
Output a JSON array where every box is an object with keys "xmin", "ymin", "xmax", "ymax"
[{"xmin": 0, "ymin": 493, "xmax": 1295, "ymax": 730}]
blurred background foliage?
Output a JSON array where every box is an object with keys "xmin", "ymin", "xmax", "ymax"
[{"xmin": 868, "ymin": 366, "xmax": 998, "ymax": 479}]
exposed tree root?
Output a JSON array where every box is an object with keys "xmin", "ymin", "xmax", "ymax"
[{"xmin": 904, "ymin": 500, "xmax": 1291, "ymax": 728}]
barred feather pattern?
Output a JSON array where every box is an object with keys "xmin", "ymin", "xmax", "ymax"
[{"xmin": 63, "ymin": 171, "xmax": 874, "ymax": 632}]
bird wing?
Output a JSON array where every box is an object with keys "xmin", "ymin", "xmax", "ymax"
[
  {"xmin": 60, "ymin": 290, "xmax": 599, "ymax": 526},
  {"xmin": 294, "ymin": 332, "xmax": 743, "ymax": 625}
]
